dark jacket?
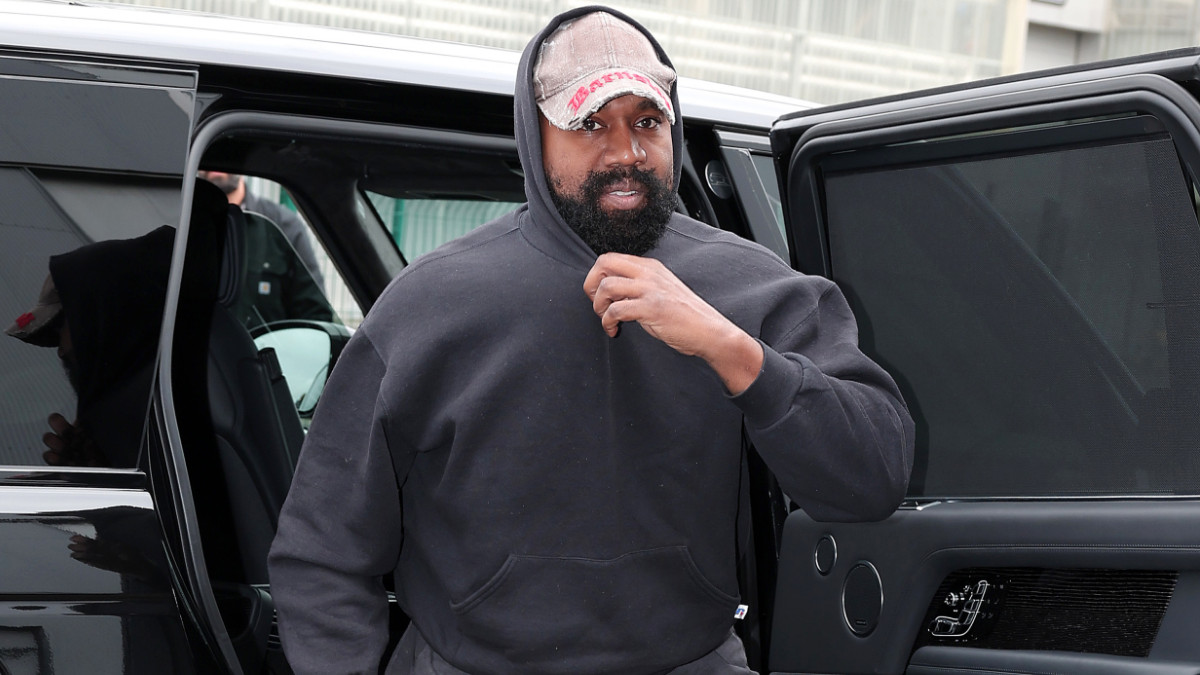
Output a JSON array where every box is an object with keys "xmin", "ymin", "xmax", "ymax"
[
  {"xmin": 48, "ymin": 180, "xmax": 231, "ymax": 467},
  {"xmin": 231, "ymin": 209, "xmax": 334, "ymax": 330},
  {"xmin": 241, "ymin": 192, "xmax": 325, "ymax": 287},
  {"xmin": 269, "ymin": 6, "xmax": 914, "ymax": 674},
  {"xmin": 50, "ymin": 224, "xmax": 175, "ymax": 467}
]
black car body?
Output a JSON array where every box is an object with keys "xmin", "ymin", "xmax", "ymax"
[{"xmin": 2, "ymin": 2, "xmax": 1200, "ymax": 674}]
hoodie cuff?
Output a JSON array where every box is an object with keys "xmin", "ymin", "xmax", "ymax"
[{"xmin": 729, "ymin": 340, "xmax": 805, "ymax": 429}]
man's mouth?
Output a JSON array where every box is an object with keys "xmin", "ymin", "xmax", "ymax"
[
  {"xmin": 600, "ymin": 179, "xmax": 646, "ymax": 209},
  {"xmin": 601, "ymin": 185, "xmax": 644, "ymax": 210}
]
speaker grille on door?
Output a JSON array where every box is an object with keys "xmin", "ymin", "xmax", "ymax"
[{"xmin": 914, "ymin": 568, "xmax": 1177, "ymax": 657}]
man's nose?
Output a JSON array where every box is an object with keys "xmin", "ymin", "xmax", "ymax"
[{"xmin": 605, "ymin": 125, "xmax": 645, "ymax": 167}]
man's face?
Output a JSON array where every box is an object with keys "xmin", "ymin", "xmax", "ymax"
[
  {"xmin": 197, "ymin": 171, "xmax": 242, "ymax": 196},
  {"xmin": 541, "ymin": 94, "xmax": 675, "ymax": 256}
]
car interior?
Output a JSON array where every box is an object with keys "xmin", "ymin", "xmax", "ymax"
[
  {"xmin": 172, "ymin": 114, "xmax": 529, "ymax": 671},
  {"xmin": 169, "ymin": 110, "xmax": 782, "ymax": 672}
]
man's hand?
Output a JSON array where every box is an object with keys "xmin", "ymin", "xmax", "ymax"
[
  {"xmin": 68, "ymin": 533, "xmax": 156, "ymax": 578},
  {"xmin": 43, "ymin": 413, "xmax": 105, "ymax": 467},
  {"xmin": 584, "ymin": 252, "xmax": 764, "ymax": 394}
]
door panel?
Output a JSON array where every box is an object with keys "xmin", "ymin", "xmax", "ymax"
[
  {"xmin": 0, "ymin": 475, "xmax": 201, "ymax": 667},
  {"xmin": 906, "ymin": 646, "xmax": 1200, "ymax": 675},
  {"xmin": 0, "ymin": 53, "xmax": 204, "ymax": 673},
  {"xmin": 770, "ymin": 55, "xmax": 1200, "ymax": 674},
  {"xmin": 771, "ymin": 503, "xmax": 1200, "ymax": 673},
  {"xmin": 0, "ymin": 480, "xmax": 198, "ymax": 674}
]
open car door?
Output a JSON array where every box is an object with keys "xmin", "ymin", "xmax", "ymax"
[
  {"xmin": 0, "ymin": 51, "xmax": 218, "ymax": 672},
  {"xmin": 765, "ymin": 49, "xmax": 1200, "ymax": 675}
]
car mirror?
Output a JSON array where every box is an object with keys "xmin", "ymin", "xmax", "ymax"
[{"xmin": 252, "ymin": 321, "xmax": 351, "ymax": 417}]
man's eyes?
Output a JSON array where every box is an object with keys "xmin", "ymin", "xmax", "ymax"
[{"xmin": 577, "ymin": 116, "xmax": 662, "ymax": 132}]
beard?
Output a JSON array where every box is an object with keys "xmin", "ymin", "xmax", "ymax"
[
  {"xmin": 61, "ymin": 350, "xmax": 84, "ymax": 396},
  {"xmin": 547, "ymin": 166, "xmax": 675, "ymax": 256}
]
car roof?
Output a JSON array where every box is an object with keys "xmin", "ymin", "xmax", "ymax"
[{"xmin": 0, "ymin": 0, "xmax": 813, "ymax": 129}]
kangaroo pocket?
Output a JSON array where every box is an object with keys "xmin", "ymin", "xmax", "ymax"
[{"xmin": 448, "ymin": 545, "xmax": 738, "ymax": 674}]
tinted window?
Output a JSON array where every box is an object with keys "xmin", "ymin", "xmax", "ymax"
[
  {"xmin": 0, "ymin": 66, "xmax": 192, "ymax": 468},
  {"xmin": 367, "ymin": 193, "xmax": 522, "ymax": 261},
  {"xmin": 823, "ymin": 116, "xmax": 1200, "ymax": 498},
  {"xmin": 719, "ymin": 144, "xmax": 789, "ymax": 259},
  {"xmin": 750, "ymin": 152, "xmax": 786, "ymax": 242}
]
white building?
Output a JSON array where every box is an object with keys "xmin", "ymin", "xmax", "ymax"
[{"xmin": 96, "ymin": 0, "xmax": 1199, "ymax": 104}]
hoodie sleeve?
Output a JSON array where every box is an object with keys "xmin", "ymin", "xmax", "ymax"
[
  {"xmin": 268, "ymin": 328, "xmax": 402, "ymax": 674},
  {"xmin": 731, "ymin": 277, "xmax": 915, "ymax": 522}
]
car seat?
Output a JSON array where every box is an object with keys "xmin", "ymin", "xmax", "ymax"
[
  {"xmin": 205, "ymin": 202, "xmax": 306, "ymax": 586},
  {"xmin": 171, "ymin": 179, "xmax": 306, "ymax": 673}
]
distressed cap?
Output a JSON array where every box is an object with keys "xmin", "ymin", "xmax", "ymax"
[
  {"xmin": 5, "ymin": 273, "xmax": 63, "ymax": 347},
  {"xmin": 534, "ymin": 11, "xmax": 677, "ymax": 131}
]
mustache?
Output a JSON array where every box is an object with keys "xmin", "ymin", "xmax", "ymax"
[
  {"xmin": 547, "ymin": 165, "xmax": 676, "ymax": 257},
  {"xmin": 578, "ymin": 166, "xmax": 665, "ymax": 200}
]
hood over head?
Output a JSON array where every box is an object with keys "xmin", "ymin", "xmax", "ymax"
[
  {"xmin": 515, "ymin": 5, "xmax": 684, "ymax": 268},
  {"xmin": 49, "ymin": 225, "xmax": 176, "ymax": 414}
]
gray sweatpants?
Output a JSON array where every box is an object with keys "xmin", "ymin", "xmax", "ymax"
[{"xmin": 386, "ymin": 624, "xmax": 758, "ymax": 674}]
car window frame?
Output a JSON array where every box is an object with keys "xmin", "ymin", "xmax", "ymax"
[
  {"xmin": 776, "ymin": 73, "xmax": 1200, "ymax": 278},
  {"xmin": 161, "ymin": 109, "xmax": 524, "ymax": 672},
  {"xmin": 776, "ymin": 73, "xmax": 1200, "ymax": 505},
  {"xmin": 768, "ymin": 59, "xmax": 1200, "ymax": 675},
  {"xmin": 716, "ymin": 129, "xmax": 790, "ymax": 262}
]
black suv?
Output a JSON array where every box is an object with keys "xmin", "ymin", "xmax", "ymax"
[{"xmin": 3, "ymin": 2, "xmax": 1200, "ymax": 674}]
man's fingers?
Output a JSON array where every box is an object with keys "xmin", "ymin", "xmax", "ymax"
[
  {"xmin": 583, "ymin": 252, "xmax": 662, "ymax": 298},
  {"xmin": 591, "ymin": 275, "xmax": 642, "ymax": 317},
  {"xmin": 582, "ymin": 266, "xmax": 607, "ymax": 300},
  {"xmin": 582, "ymin": 253, "xmax": 626, "ymax": 299},
  {"xmin": 600, "ymin": 252, "xmax": 665, "ymax": 281},
  {"xmin": 600, "ymin": 299, "xmax": 635, "ymax": 337},
  {"xmin": 585, "ymin": 254, "xmax": 687, "ymax": 341},
  {"xmin": 43, "ymin": 431, "xmax": 66, "ymax": 453},
  {"xmin": 47, "ymin": 413, "xmax": 71, "ymax": 436}
]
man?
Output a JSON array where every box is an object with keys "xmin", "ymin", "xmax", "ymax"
[
  {"xmin": 6, "ymin": 226, "xmax": 176, "ymax": 468},
  {"xmin": 5, "ymin": 182, "xmax": 231, "ymax": 468},
  {"xmin": 198, "ymin": 171, "xmax": 333, "ymax": 328},
  {"xmin": 269, "ymin": 7, "xmax": 913, "ymax": 675},
  {"xmin": 198, "ymin": 170, "xmax": 325, "ymax": 286}
]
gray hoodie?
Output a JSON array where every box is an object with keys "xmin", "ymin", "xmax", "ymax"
[{"xmin": 269, "ymin": 6, "xmax": 914, "ymax": 674}]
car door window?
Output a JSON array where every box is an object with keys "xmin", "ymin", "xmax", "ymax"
[
  {"xmin": 0, "ymin": 55, "xmax": 197, "ymax": 675},
  {"xmin": 820, "ymin": 113, "xmax": 1200, "ymax": 498},
  {"xmin": 716, "ymin": 132, "xmax": 790, "ymax": 259},
  {"xmin": 749, "ymin": 153, "xmax": 785, "ymax": 237},
  {"xmin": 366, "ymin": 192, "xmax": 523, "ymax": 262},
  {"xmin": 0, "ymin": 63, "xmax": 192, "ymax": 470}
]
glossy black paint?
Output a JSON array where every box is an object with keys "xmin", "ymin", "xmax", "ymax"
[
  {"xmin": 0, "ymin": 49, "xmax": 207, "ymax": 674},
  {"xmin": 0, "ymin": 477, "xmax": 198, "ymax": 673}
]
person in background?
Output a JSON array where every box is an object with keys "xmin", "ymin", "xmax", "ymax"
[
  {"xmin": 198, "ymin": 170, "xmax": 325, "ymax": 287},
  {"xmin": 198, "ymin": 171, "xmax": 334, "ymax": 329}
]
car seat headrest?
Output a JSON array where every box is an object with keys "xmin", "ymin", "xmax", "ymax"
[{"xmin": 218, "ymin": 206, "xmax": 247, "ymax": 308}]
